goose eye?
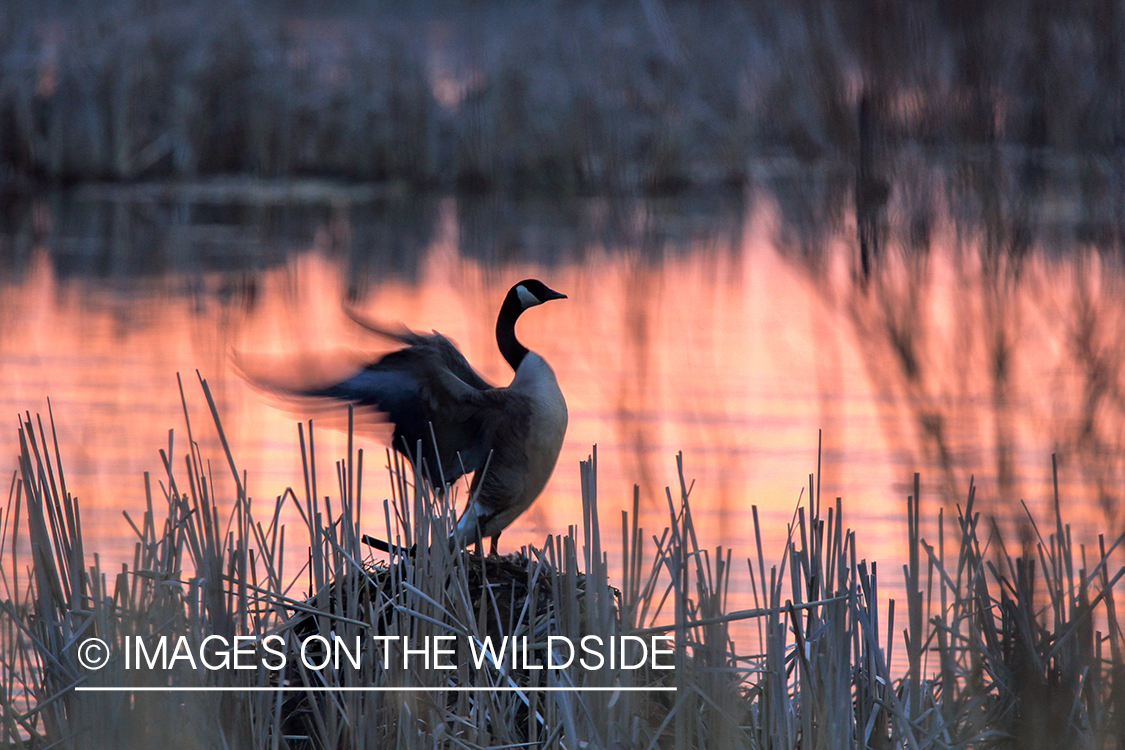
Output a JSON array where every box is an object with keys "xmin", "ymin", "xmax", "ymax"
[{"xmin": 516, "ymin": 285, "xmax": 540, "ymax": 308}]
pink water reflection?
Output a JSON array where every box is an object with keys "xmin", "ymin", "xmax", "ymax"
[{"xmin": 2, "ymin": 197, "xmax": 1122, "ymax": 651}]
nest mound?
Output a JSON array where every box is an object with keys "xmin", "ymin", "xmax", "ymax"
[
  {"xmin": 290, "ymin": 550, "xmax": 599, "ymax": 645},
  {"xmin": 275, "ymin": 549, "xmax": 626, "ymax": 748}
]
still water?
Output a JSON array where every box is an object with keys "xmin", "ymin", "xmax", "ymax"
[{"xmin": 2, "ymin": 158, "xmax": 1124, "ymax": 627}]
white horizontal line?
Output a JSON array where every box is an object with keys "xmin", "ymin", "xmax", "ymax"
[{"xmin": 76, "ymin": 685, "xmax": 676, "ymax": 693}]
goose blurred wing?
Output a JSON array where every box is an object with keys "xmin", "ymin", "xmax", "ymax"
[
  {"xmin": 345, "ymin": 310, "xmax": 493, "ymax": 391},
  {"xmin": 306, "ymin": 346, "xmax": 497, "ymax": 486}
]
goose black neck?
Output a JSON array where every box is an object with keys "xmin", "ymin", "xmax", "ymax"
[{"xmin": 496, "ymin": 292, "xmax": 529, "ymax": 371}]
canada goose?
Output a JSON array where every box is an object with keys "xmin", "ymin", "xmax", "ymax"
[{"xmin": 308, "ymin": 280, "xmax": 568, "ymax": 554}]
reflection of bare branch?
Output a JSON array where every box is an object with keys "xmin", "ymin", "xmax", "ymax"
[
  {"xmin": 1062, "ymin": 262, "xmax": 1125, "ymax": 522},
  {"xmin": 786, "ymin": 145, "xmax": 1125, "ymax": 534},
  {"xmin": 617, "ymin": 261, "xmax": 657, "ymax": 507}
]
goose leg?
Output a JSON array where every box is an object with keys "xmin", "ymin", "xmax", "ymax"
[{"xmin": 489, "ymin": 533, "xmax": 500, "ymax": 557}]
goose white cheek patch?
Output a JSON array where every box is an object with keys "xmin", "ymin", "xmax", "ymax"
[{"xmin": 516, "ymin": 285, "xmax": 540, "ymax": 308}]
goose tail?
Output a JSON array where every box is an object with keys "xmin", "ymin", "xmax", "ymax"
[{"xmin": 361, "ymin": 534, "xmax": 418, "ymax": 556}]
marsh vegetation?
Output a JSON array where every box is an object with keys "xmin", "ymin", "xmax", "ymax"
[
  {"xmin": 1, "ymin": 380, "xmax": 1122, "ymax": 748},
  {"xmin": 3, "ymin": 1, "xmax": 1124, "ymax": 191}
]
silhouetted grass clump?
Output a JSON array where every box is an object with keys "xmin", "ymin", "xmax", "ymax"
[{"xmin": 1, "ymin": 378, "xmax": 1123, "ymax": 748}]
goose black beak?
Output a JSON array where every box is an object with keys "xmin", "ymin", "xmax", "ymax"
[{"xmin": 544, "ymin": 288, "xmax": 567, "ymax": 301}]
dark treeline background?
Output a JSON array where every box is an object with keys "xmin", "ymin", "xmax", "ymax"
[{"xmin": 2, "ymin": 0, "xmax": 1124, "ymax": 192}]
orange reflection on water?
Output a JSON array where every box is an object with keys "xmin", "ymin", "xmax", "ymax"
[{"xmin": 2, "ymin": 197, "xmax": 1122, "ymax": 645}]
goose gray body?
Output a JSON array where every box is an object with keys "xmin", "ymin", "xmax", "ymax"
[
  {"xmin": 454, "ymin": 351, "xmax": 567, "ymax": 544},
  {"xmin": 308, "ymin": 280, "xmax": 568, "ymax": 552}
]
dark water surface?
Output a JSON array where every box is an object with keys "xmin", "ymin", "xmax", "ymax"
[{"xmin": 2, "ymin": 158, "xmax": 1124, "ymax": 632}]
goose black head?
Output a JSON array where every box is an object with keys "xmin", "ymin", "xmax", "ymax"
[
  {"xmin": 497, "ymin": 279, "xmax": 567, "ymax": 371},
  {"xmin": 512, "ymin": 279, "xmax": 568, "ymax": 309}
]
